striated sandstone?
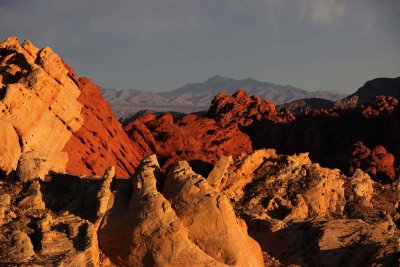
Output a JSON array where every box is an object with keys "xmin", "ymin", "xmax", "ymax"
[
  {"xmin": 0, "ymin": 37, "xmax": 83, "ymax": 179},
  {"xmin": 1, "ymin": 230, "xmax": 35, "ymax": 263},
  {"xmin": 0, "ymin": 37, "xmax": 150, "ymax": 179},
  {"xmin": 0, "ymin": 121, "xmax": 21, "ymax": 174}
]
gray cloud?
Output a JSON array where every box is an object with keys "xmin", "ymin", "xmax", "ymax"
[{"xmin": 0, "ymin": 0, "xmax": 399, "ymax": 93}]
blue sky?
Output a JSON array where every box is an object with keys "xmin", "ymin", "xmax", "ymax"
[{"xmin": 1, "ymin": 0, "xmax": 399, "ymax": 93}]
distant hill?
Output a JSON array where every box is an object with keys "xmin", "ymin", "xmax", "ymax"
[
  {"xmin": 334, "ymin": 77, "xmax": 400, "ymax": 109},
  {"xmin": 118, "ymin": 110, "xmax": 188, "ymax": 125},
  {"xmin": 277, "ymin": 98, "xmax": 335, "ymax": 114},
  {"xmin": 102, "ymin": 75, "xmax": 346, "ymax": 117}
]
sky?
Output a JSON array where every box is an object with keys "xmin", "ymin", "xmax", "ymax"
[{"xmin": 0, "ymin": 0, "xmax": 399, "ymax": 93}]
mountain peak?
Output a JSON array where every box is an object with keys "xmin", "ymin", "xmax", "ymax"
[{"xmin": 206, "ymin": 74, "xmax": 233, "ymax": 83}]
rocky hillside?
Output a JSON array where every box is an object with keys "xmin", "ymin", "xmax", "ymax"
[
  {"xmin": 0, "ymin": 37, "xmax": 150, "ymax": 178},
  {"xmin": 102, "ymin": 75, "xmax": 345, "ymax": 117}
]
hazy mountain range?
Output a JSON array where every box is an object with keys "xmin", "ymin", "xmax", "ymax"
[{"xmin": 102, "ymin": 75, "xmax": 346, "ymax": 117}]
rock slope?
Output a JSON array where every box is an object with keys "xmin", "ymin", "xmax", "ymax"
[{"xmin": 0, "ymin": 37, "xmax": 149, "ymax": 179}]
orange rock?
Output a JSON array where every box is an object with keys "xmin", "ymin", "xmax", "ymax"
[{"xmin": 0, "ymin": 37, "xmax": 151, "ymax": 179}]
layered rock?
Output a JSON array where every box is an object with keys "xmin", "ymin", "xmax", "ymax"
[{"xmin": 0, "ymin": 37, "xmax": 149, "ymax": 179}]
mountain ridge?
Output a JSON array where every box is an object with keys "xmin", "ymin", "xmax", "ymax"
[{"xmin": 102, "ymin": 75, "xmax": 346, "ymax": 117}]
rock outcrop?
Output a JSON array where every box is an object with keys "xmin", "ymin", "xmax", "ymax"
[
  {"xmin": 0, "ymin": 37, "xmax": 149, "ymax": 179},
  {"xmin": 0, "ymin": 167, "xmax": 115, "ymax": 266},
  {"xmin": 237, "ymin": 94, "xmax": 400, "ymax": 181},
  {"xmin": 223, "ymin": 151, "xmax": 400, "ymax": 266},
  {"xmin": 125, "ymin": 112, "xmax": 251, "ymax": 176},
  {"xmin": 207, "ymin": 90, "xmax": 286, "ymax": 126},
  {"xmin": 99, "ymin": 155, "xmax": 263, "ymax": 266},
  {"xmin": 124, "ymin": 89, "xmax": 400, "ymax": 182}
]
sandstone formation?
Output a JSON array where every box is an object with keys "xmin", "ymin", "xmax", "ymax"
[
  {"xmin": 125, "ymin": 112, "xmax": 251, "ymax": 176},
  {"xmin": 99, "ymin": 155, "xmax": 263, "ymax": 266},
  {"xmin": 0, "ymin": 168, "xmax": 114, "ymax": 266},
  {"xmin": 1, "ymin": 150, "xmax": 400, "ymax": 266},
  {"xmin": 207, "ymin": 90, "xmax": 285, "ymax": 126},
  {"xmin": 277, "ymin": 98, "xmax": 334, "ymax": 114},
  {"xmin": 259, "ymin": 95, "xmax": 399, "ymax": 181},
  {"xmin": 124, "ymin": 89, "xmax": 400, "ymax": 182},
  {"xmin": 223, "ymin": 150, "xmax": 400, "ymax": 266},
  {"xmin": 0, "ymin": 37, "xmax": 149, "ymax": 179},
  {"xmin": 205, "ymin": 91, "xmax": 400, "ymax": 181}
]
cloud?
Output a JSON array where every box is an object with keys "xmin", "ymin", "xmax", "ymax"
[
  {"xmin": 85, "ymin": 0, "xmax": 205, "ymax": 36},
  {"xmin": 298, "ymin": 0, "xmax": 346, "ymax": 24},
  {"xmin": 258, "ymin": 0, "xmax": 347, "ymax": 25}
]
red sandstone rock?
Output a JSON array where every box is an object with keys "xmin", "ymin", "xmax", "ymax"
[
  {"xmin": 349, "ymin": 142, "xmax": 395, "ymax": 181},
  {"xmin": 125, "ymin": 112, "xmax": 251, "ymax": 175},
  {"xmin": 207, "ymin": 90, "xmax": 287, "ymax": 126},
  {"xmin": 125, "ymin": 90, "xmax": 400, "ymax": 181},
  {"xmin": 240, "ymin": 95, "xmax": 400, "ymax": 181},
  {"xmin": 63, "ymin": 77, "xmax": 151, "ymax": 177}
]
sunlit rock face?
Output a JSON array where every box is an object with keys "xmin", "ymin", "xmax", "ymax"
[{"xmin": 0, "ymin": 37, "xmax": 150, "ymax": 180}]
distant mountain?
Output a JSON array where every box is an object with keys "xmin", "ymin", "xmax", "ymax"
[
  {"xmin": 102, "ymin": 75, "xmax": 346, "ymax": 117},
  {"xmin": 118, "ymin": 109, "xmax": 187, "ymax": 125},
  {"xmin": 334, "ymin": 77, "xmax": 400, "ymax": 109}
]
